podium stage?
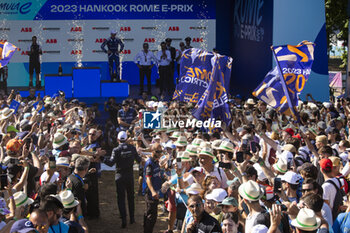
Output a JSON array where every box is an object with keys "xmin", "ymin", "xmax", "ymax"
[{"xmin": 43, "ymin": 67, "xmax": 129, "ymax": 98}]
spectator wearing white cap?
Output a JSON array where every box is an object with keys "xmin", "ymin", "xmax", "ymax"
[
  {"xmin": 204, "ymin": 188, "xmax": 227, "ymax": 223},
  {"xmin": 281, "ymin": 171, "xmax": 302, "ymax": 203}
]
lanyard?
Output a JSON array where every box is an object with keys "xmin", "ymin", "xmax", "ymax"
[
  {"xmin": 143, "ymin": 51, "xmax": 148, "ymax": 62},
  {"xmin": 50, "ymin": 222, "xmax": 61, "ymax": 233},
  {"xmin": 74, "ymin": 173, "xmax": 84, "ymax": 185}
]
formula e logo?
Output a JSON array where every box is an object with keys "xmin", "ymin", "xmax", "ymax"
[
  {"xmin": 0, "ymin": 2, "xmax": 31, "ymax": 14},
  {"xmin": 21, "ymin": 27, "xmax": 32, "ymax": 32},
  {"xmin": 168, "ymin": 26, "xmax": 179, "ymax": 31},
  {"xmin": 143, "ymin": 111, "xmax": 161, "ymax": 129}
]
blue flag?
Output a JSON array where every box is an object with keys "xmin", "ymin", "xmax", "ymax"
[
  {"xmin": 253, "ymin": 41, "xmax": 315, "ymax": 117},
  {"xmin": 0, "ymin": 42, "xmax": 18, "ymax": 68},
  {"xmin": 33, "ymin": 102, "xmax": 45, "ymax": 113},
  {"xmin": 173, "ymin": 48, "xmax": 231, "ymax": 103},
  {"xmin": 192, "ymin": 55, "xmax": 232, "ymax": 127},
  {"xmin": 9, "ymin": 100, "xmax": 20, "ymax": 114}
]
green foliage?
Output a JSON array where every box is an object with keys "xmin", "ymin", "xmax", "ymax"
[{"xmin": 325, "ymin": 0, "xmax": 348, "ymax": 67}]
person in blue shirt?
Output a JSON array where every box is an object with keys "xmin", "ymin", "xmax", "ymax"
[
  {"xmin": 39, "ymin": 196, "xmax": 69, "ymax": 233},
  {"xmin": 117, "ymin": 100, "xmax": 137, "ymax": 132},
  {"xmin": 144, "ymin": 143, "xmax": 163, "ymax": 233}
]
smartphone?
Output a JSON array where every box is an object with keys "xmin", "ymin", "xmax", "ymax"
[
  {"xmin": 0, "ymin": 174, "xmax": 7, "ymax": 190},
  {"xmin": 250, "ymin": 141, "xmax": 257, "ymax": 153},
  {"xmin": 49, "ymin": 156, "xmax": 56, "ymax": 169},
  {"xmin": 236, "ymin": 151, "xmax": 244, "ymax": 163},
  {"xmin": 176, "ymin": 157, "xmax": 182, "ymax": 169},
  {"xmin": 219, "ymin": 162, "xmax": 231, "ymax": 169},
  {"xmin": 274, "ymin": 177, "xmax": 282, "ymax": 193}
]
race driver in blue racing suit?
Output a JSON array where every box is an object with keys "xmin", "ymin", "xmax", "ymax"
[{"xmin": 101, "ymin": 30, "xmax": 124, "ymax": 81}]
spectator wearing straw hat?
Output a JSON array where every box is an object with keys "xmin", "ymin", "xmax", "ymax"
[
  {"xmin": 56, "ymin": 157, "xmax": 71, "ymax": 191},
  {"xmin": 291, "ymin": 208, "xmax": 321, "ymax": 232},
  {"xmin": 238, "ymin": 180, "xmax": 269, "ymax": 232},
  {"xmin": 59, "ymin": 190, "xmax": 88, "ymax": 233},
  {"xmin": 198, "ymin": 147, "xmax": 228, "ymax": 189},
  {"xmin": 52, "ymin": 133, "xmax": 69, "ymax": 158}
]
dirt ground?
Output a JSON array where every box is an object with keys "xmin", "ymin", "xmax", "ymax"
[{"xmin": 85, "ymin": 171, "xmax": 168, "ymax": 233}]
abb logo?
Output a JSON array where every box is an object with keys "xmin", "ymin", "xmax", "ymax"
[
  {"xmin": 21, "ymin": 27, "xmax": 32, "ymax": 32},
  {"xmin": 46, "ymin": 39, "xmax": 57, "ymax": 44},
  {"xmin": 144, "ymin": 38, "xmax": 155, "ymax": 43},
  {"xmin": 70, "ymin": 27, "xmax": 82, "ymax": 32},
  {"xmin": 192, "ymin": 38, "xmax": 203, "ymax": 42},
  {"xmin": 120, "ymin": 27, "xmax": 131, "ymax": 31},
  {"xmin": 0, "ymin": 39, "xmax": 7, "ymax": 43},
  {"xmin": 95, "ymin": 38, "xmax": 106, "ymax": 43},
  {"xmin": 21, "ymin": 51, "xmax": 29, "ymax": 55},
  {"xmin": 168, "ymin": 26, "xmax": 179, "ymax": 31},
  {"xmin": 71, "ymin": 50, "xmax": 82, "ymax": 55},
  {"xmin": 120, "ymin": 50, "xmax": 131, "ymax": 54}
]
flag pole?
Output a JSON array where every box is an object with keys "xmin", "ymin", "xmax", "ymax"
[{"xmin": 271, "ymin": 46, "xmax": 299, "ymax": 121}]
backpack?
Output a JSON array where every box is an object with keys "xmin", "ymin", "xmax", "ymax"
[
  {"xmin": 336, "ymin": 175, "xmax": 350, "ymax": 194},
  {"xmin": 326, "ymin": 178, "xmax": 346, "ymax": 221}
]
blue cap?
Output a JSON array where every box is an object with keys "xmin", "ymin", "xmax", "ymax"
[
  {"xmin": 10, "ymin": 219, "xmax": 37, "ymax": 233},
  {"xmin": 110, "ymin": 30, "xmax": 117, "ymax": 34},
  {"xmin": 235, "ymin": 94, "xmax": 242, "ymax": 99}
]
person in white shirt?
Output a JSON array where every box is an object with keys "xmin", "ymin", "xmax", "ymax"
[
  {"xmin": 156, "ymin": 42, "xmax": 172, "ymax": 97},
  {"xmin": 134, "ymin": 43, "xmax": 157, "ymax": 95}
]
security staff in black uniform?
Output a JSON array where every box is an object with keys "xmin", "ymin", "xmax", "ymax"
[
  {"xmin": 103, "ymin": 131, "xmax": 141, "ymax": 228},
  {"xmin": 101, "ymin": 30, "xmax": 124, "ymax": 82},
  {"xmin": 165, "ymin": 38, "xmax": 176, "ymax": 92},
  {"xmin": 28, "ymin": 36, "xmax": 42, "ymax": 88}
]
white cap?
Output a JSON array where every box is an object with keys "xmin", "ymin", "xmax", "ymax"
[
  {"xmin": 111, "ymin": 30, "xmax": 117, "ymax": 34},
  {"xmin": 251, "ymin": 224, "xmax": 268, "ymax": 233},
  {"xmin": 281, "ymin": 171, "xmax": 301, "ymax": 185},
  {"xmin": 118, "ymin": 131, "xmax": 127, "ymax": 141},
  {"xmin": 164, "ymin": 141, "xmax": 176, "ymax": 149},
  {"xmin": 253, "ymin": 163, "xmax": 267, "ymax": 181},
  {"xmin": 205, "ymin": 188, "xmax": 227, "ymax": 203}
]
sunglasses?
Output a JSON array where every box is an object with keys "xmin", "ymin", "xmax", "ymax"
[
  {"xmin": 302, "ymin": 189, "xmax": 312, "ymax": 193},
  {"xmin": 155, "ymin": 150, "xmax": 163, "ymax": 154},
  {"xmin": 188, "ymin": 203, "xmax": 202, "ymax": 209},
  {"xmin": 89, "ymin": 133, "xmax": 96, "ymax": 136}
]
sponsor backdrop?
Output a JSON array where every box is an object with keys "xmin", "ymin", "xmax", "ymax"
[
  {"xmin": 0, "ymin": 0, "xmax": 216, "ymax": 86},
  {"xmin": 218, "ymin": 0, "xmax": 328, "ymax": 101}
]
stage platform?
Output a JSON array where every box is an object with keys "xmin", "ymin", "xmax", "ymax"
[{"xmin": 10, "ymin": 84, "xmax": 160, "ymax": 104}]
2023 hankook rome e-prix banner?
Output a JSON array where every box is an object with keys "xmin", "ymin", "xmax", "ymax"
[{"xmin": 0, "ymin": 0, "xmax": 216, "ymax": 86}]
